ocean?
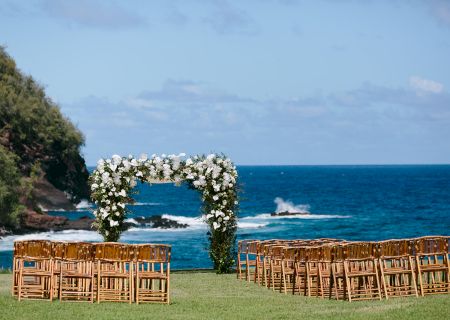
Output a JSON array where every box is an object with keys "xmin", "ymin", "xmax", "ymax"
[{"xmin": 1, "ymin": 165, "xmax": 449, "ymax": 269}]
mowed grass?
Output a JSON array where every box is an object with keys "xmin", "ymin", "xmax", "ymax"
[{"xmin": 1, "ymin": 272, "xmax": 449, "ymax": 320}]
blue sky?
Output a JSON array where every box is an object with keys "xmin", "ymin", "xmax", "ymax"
[{"xmin": 1, "ymin": 0, "xmax": 450, "ymax": 165}]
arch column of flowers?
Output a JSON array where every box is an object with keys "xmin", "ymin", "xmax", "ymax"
[{"xmin": 89, "ymin": 153, "xmax": 238, "ymax": 273}]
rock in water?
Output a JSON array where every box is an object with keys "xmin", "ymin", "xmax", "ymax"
[
  {"xmin": 270, "ymin": 211, "xmax": 310, "ymax": 216},
  {"xmin": 125, "ymin": 216, "xmax": 189, "ymax": 229}
]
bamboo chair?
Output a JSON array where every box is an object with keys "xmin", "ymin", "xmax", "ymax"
[
  {"xmin": 377, "ymin": 239, "xmax": 418, "ymax": 299},
  {"xmin": 11, "ymin": 241, "xmax": 23, "ymax": 297},
  {"xmin": 17, "ymin": 240, "xmax": 54, "ymax": 301},
  {"xmin": 237, "ymin": 240, "xmax": 259, "ymax": 281},
  {"xmin": 305, "ymin": 245, "xmax": 335, "ymax": 298},
  {"xmin": 331, "ymin": 244, "xmax": 350, "ymax": 300},
  {"xmin": 305, "ymin": 246, "xmax": 321, "ymax": 297},
  {"xmin": 293, "ymin": 246, "xmax": 308, "ymax": 296},
  {"xmin": 414, "ymin": 236, "xmax": 450, "ymax": 295},
  {"xmin": 280, "ymin": 247, "xmax": 297, "ymax": 294},
  {"xmin": 59, "ymin": 242, "xmax": 95, "ymax": 302},
  {"xmin": 260, "ymin": 240, "xmax": 282, "ymax": 287},
  {"xmin": 95, "ymin": 242, "xmax": 134, "ymax": 303},
  {"xmin": 268, "ymin": 245, "xmax": 285, "ymax": 291},
  {"xmin": 343, "ymin": 242, "xmax": 382, "ymax": 302},
  {"xmin": 317, "ymin": 245, "xmax": 334, "ymax": 299},
  {"xmin": 50, "ymin": 241, "xmax": 66, "ymax": 299},
  {"xmin": 135, "ymin": 244, "xmax": 171, "ymax": 304}
]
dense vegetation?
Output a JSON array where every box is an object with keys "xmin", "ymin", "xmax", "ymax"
[
  {"xmin": 0, "ymin": 47, "xmax": 89, "ymax": 231},
  {"xmin": 1, "ymin": 273, "xmax": 449, "ymax": 320}
]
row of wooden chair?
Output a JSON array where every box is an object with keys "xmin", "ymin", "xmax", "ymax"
[
  {"xmin": 237, "ymin": 236, "xmax": 450, "ymax": 302},
  {"xmin": 12, "ymin": 240, "xmax": 171, "ymax": 304}
]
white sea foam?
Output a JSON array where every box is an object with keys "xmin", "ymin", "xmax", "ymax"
[
  {"xmin": 0, "ymin": 230, "xmax": 102, "ymax": 251},
  {"xmin": 162, "ymin": 214, "xmax": 205, "ymax": 229},
  {"xmin": 76, "ymin": 199, "xmax": 93, "ymax": 210},
  {"xmin": 238, "ymin": 222, "xmax": 268, "ymax": 229},
  {"xmin": 131, "ymin": 202, "xmax": 162, "ymax": 206},
  {"xmin": 274, "ymin": 197, "xmax": 310, "ymax": 213},
  {"xmin": 242, "ymin": 213, "xmax": 351, "ymax": 220},
  {"xmin": 124, "ymin": 218, "xmax": 139, "ymax": 225}
]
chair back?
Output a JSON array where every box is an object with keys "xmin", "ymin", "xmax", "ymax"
[
  {"xmin": 21, "ymin": 240, "xmax": 52, "ymax": 259},
  {"xmin": 64, "ymin": 242, "xmax": 95, "ymax": 261},
  {"xmin": 95, "ymin": 242, "xmax": 134, "ymax": 261},
  {"xmin": 135, "ymin": 244, "xmax": 171, "ymax": 263}
]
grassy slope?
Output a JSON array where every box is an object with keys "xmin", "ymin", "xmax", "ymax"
[{"xmin": 1, "ymin": 273, "xmax": 449, "ymax": 320}]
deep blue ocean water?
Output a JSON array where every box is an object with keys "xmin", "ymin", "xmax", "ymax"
[{"xmin": 1, "ymin": 165, "xmax": 449, "ymax": 269}]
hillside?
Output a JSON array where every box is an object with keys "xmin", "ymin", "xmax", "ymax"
[{"xmin": 0, "ymin": 47, "xmax": 90, "ymax": 235}]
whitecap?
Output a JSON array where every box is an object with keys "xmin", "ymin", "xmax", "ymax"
[
  {"xmin": 131, "ymin": 202, "xmax": 162, "ymax": 206},
  {"xmin": 76, "ymin": 199, "xmax": 93, "ymax": 210}
]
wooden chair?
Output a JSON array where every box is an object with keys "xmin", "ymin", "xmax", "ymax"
[
  {"xmin": 343, "ymin": 242, "xmax": 382, "ymax": 302},
  {"xmin": 17, "ymin": 240, "xmax": 54, "ymax": 301},
  {"xmin": 306, "ymin": 245, "xmax": 334, "ymax": 298},
  {"xmin": 237, "ymin": 240, "xmax": 258, "ymax": 281},
  {"xmin": 330, "ymin": 244, "xmax": 348, "ymax": 300},
  {"xmin": 135, "ymin": 244, "xmax": 171, "ymax": 304},
  {"xmin": 414, "ymin": 236, "xmax": 450, "ymax": 295},
  {"xmin": 280, "ymin": 247, "xmax": 297, "ymax": 294},
  {"xmin": 95, "ymin": 242, "xmax": 134, "ymax": 303},
  {"xmin": 11, "ymin": 241, "xmax": 23, "ymax": 297},
  {"xmin": 50, "ymin": 241, "xmax": 66, "ymax": 299},
  {"xmin": 59, "ymin": 242, "xmax": 95, "ymax": 302},
  {"xmin": 268, "ymin": 245, "xmax": 285, "ymax": 291},
  {"xmin": 377, "ymin": 239, "xmax": 418, "ymax": 299},
  {"xmin": 293, "ymin": 246, "xmax": 308, "ymax": 296}
]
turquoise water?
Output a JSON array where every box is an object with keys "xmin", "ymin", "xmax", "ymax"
[{"xmin": 1, "ymin": 165, "xmax": 449, "ymax": 269}]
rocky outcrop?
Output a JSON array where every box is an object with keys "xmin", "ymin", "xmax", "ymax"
[
  {"xmin": 126, "ymin": 216, "xmax": 189, "ymax": 229},
  {"xmin": 270, "ymin": 211, "xmax": 310, "ymax": 216},
  {"xmin": 32, "ymin": 177, "xmax": 76, "ymax": 211}
]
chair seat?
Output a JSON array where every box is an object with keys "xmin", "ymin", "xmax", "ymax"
[
  {"xmin": 382, "ymin": 267, "xmax": 414, "ymax": 274},
  {"xmin": 137, "ymin": 271, "xmax": 168, "ymax": 279},
  {"xmin": 99, "ymin": 271, "xmax": 131, "ymax": 278},
  {"xmin": 21, "ymin": 270, "xmax": 52, "ymax": 276},
  {"xmin": 418, "ymin": 264, "xmax": 449, "ymax": 271},
  {"xmin": 62, "ymin": 271, "xmax": 93, "ymax": 278}
]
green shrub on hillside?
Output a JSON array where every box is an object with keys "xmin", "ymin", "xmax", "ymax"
[
  {"xmin": 0, "ymin": 47, "xmax": 89, "ymax": 206},
  {"xmin": 0, "ymin": 146, "xmax": 23, "ymax": 229}
]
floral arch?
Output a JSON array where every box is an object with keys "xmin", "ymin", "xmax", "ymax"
[{"xmin": 89, "ymin": 153, "xmax": 238, "ymax": 273}]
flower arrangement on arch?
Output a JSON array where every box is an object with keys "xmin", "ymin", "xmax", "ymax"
[{"xmin": 89, "ymin": 153, "xmax": 239, "ymax": 273}]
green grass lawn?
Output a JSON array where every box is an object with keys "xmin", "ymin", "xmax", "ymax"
[{"xmin": 1, "ymin": 272, "xmax": 449, "ymax": 320}]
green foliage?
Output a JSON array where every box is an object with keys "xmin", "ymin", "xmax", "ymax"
[
  {"xmin": 0, "ymin": 146, "xmax": 24, "ymax": 228},
  {"xmin": 0, "ymin": 47, "xmax": 89, "ymax": 205}
]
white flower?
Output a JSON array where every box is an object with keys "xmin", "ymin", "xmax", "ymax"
[
  {"xmin": 213, "ymin": 222, "xmax": 220, "ymax": 229},
  {"xmin": 109, "ymin": 220, "xmax": 119, "ymax": 227},
  {"xmin": 185, "ymin": 158, "xmax": 193, "ymax": 166},
  {"xmin": 223, "ymin": 215, "xmax": 230, "ymax": 221},
  {"xmin": 206, "ymin": 214, "xmax": 213, "ymax": 220},
  {"xmin": 139, "ymin": 153, "xmax": 148, "ymax": 161},
  {"xmin": 112, "ymin": 155, "xmax": 122, "ymax": 165},
  {"xmin": 136, "ymin": 171, "xmax": 143, "ymax": 177},
  {"xmin": 118, "ymin": 203, "xmax": 125, "ymax": 208},
  {"xmin": 213, "ymin": 195, "xmax": 219, "ymax": 201},
  {"xmin": 91, "ymin": 183, "xmax": 99, "ymax": 190},
  {"xmin": 119, "ymin": 189, "xmax": 127, "ymax": 197}
]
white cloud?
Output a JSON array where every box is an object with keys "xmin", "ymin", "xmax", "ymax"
[{"xmin": 409, "ymin": 76, "xmax": 444, "ymax": 94}]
